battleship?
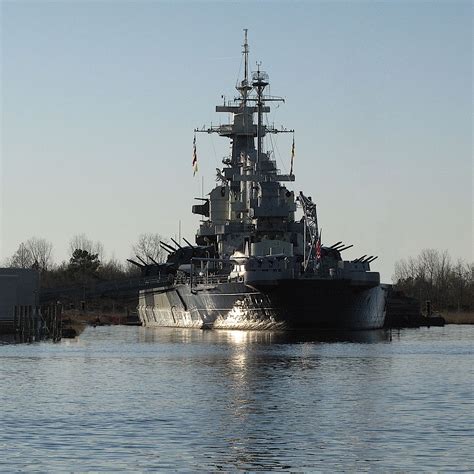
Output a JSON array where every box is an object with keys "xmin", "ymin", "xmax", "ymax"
[{"xmin": 132, "ymin": 31, "xmax": 388, "ymax": 330}]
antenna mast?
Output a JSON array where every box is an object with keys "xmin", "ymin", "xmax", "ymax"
[
  {"xmin": 243, "ymin": 28, "xmax": 249, "ymax": 87},
  {"xmin": 252, "ymin": 62, "xmax": 269, "ymax": 164},
  {"xmin": 238, "ymin": 29, "xmax": 252, "ymax": 101}
]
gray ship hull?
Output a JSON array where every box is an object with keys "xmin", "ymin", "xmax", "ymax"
[{"xmin": 138, "ymin": 280, "xmax": 387, "ymax": 330}]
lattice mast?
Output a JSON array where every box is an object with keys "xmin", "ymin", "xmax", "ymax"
[{"xmin": 299, "ymin": 192, "xmax": 319, "ymax": 271}]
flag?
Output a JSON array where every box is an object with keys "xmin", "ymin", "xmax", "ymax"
[
  {"xmin": 290, "ymin": 135, "xmax": 295, "ymax": 175},
  {"xmin": 316, "ymin": 235, "xmax": 322, "ymax": 261},
  {"xmin": 192, "ymin": 135, "xmax": 198, "ymax": 176}
]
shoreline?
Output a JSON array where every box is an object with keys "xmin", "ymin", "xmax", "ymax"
[
  {"xmin": 64, "ymin": 309, "xmax": 474, "ymax": 329},
  {"xmin": 442, "ymin": 311, "xmax": 474, "ymax": 325}
]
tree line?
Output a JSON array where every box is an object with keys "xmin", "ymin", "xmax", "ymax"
[
  {"xmin": 393, "ymin": 249, "xmax": 473, "ymax": 312},
  {"xmin": 4, "ymin": 237, "xmax": 473, "ymax": 311},
  {"xmin": 2, "ymin": 233, "xmax": 169, "ymax": 288}
]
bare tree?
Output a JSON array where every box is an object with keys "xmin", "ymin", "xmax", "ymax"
[
  {"xmin": 25, "ymin": 237, "xmax": 53, "ymax": 271},
  {"xmin": 98, "ymin": 256, "xmax": 126, "ymax": 280},
  {"xmin": 393, "ymin": 259, "xmax": 410, "ymax": 282},
  {"xmin": 8, "ymin": 242, "xmax": 34, "ymax": 268},
  {"xmin": 69, "ymin": 234, "xmax": 104, "ymax": 260},
  {"xmin": 435, "ymin": 250, "xmax": 451, "ymax": 300},
  {"xmin": 393, "ymin": 255, "xmax": 421, "ymax": 283},
  {"xmin": 132, "ymin": 233, "xmax": 168, "ymax": 264},
  {"xmin": 393, "ymin": 249, "xmax": 473, "ymax": 310}
]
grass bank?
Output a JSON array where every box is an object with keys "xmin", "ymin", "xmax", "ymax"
[{"xmin": 443, "ymin": 311, "xmax": 474, "ymax": 324}]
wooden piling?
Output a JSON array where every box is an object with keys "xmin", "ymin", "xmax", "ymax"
[
  {"xmin": 27, "ymin": 306, "xmax": 32, "ymax": 343},
  {"xmin": 14, "ymin": 306, "xmax": 18, "ymax": 342},
  {"xmin": 13, "ymin": 303, "xmax": 63, "ymax": 343},
  {"xmin": 20, "ymin": 306, "xmax": 24, "ymax": 343}
]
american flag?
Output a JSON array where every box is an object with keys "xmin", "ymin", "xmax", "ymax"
[
  {"xmin": 192, "ymin": 135, "xmax": 198, "ymax": 176},
  {"xmin": 316, "ymin": 236, "xmax": 322, "ymax": 261},
  {"xmin": 290, "ymin": 136, "xmax": 295, "ymax": 175}
]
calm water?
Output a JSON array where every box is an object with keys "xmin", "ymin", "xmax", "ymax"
[{"xmin": 0, "ymin": 325, "xmax": 473, "ymax": 471}]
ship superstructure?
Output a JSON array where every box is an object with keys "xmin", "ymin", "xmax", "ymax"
[
  {"xmin": 135, "ymin": 31, "xmax": 387, "ymax": 330},
  {"xmin": 193, "ymin": 31, "xmax": 298, "ymax": 262}
]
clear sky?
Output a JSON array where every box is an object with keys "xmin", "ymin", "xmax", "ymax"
[{"xmin": 1, "ymin": 0, "xmax": 472, "ymax": 281}]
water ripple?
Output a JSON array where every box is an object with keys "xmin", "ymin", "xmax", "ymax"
[{"xmin": 0, "ymin": 325, "xmax": 473, "ymax": 471}]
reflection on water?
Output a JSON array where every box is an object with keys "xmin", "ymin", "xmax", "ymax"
[
  {"xmin": 0, "ymin": 334, "xmax": 15, "ymax": 345},
  {"xmin": 0, "ymin": 325, "xmax": 472, "ymax": 471},
  {"xmin": 138, "ymin": 327, "xmax": 391, "ymax": 345},
  {"xmin": 1, "ymin": 327, "xmax": 391, "ymax": 346}
]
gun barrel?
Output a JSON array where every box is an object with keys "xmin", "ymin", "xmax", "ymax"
[
  {"xmin": 127, "ymin": 259, "xmax": 143, "ymax": 268},
  {"xmin": 170, "ymin": 238, "xmax": 183, "ymax": 249},
  {"xmin": 159, "ymin": 243, "xmax": 172, "ymax": 254},
  {"xmin": 183, "ymin": 237, "xmax": 194, "ymax": 248},
  {"xmin": 136, "ymin": 255, "xmax": 148, "ymax": 266},
  {"xmin": 339, "ymin": 244, "xmax": 354, "ymax": 252},
  {"xmin": 330, "ymin": 241, "xmax": 343, "ymax": 249},
  {"xmin": 147, "ymin": 255, "xmax": 160, "ymax": 265},
  {"xmin": 160, "ymin": 241, "xmax": 176, "ymax": 252}
]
